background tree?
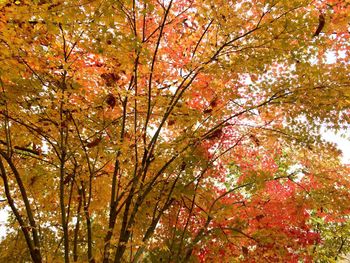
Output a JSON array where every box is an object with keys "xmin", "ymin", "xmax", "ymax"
[{"xmin": 0, "ymin": 0, "xmax": 350, "ymax": 262}]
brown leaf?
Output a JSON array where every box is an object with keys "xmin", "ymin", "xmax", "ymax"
[
  {"xmin": 255, "ymin": 214, "xmax": 264, "ymax": 221},
  {"xmin": 101, "ymin": 73, "xmax": 120, "ymax": 86},
  {"xmin": 206, "ymin": 129, "xmax": 223, "ymax": 140},
  {"xmin": 203, "ymin": 108, "xmax": 213, "ymax": 114},
  {"xmin": 250, "ymin": 134, "xmax": 260, "ymax": 146},
  {"xmin": 242, "ymin": 246, "xmax": 249, "ymax": 256},
  {"xmin": 106, "ymin": 93, "xmax": 116, "ymax": 108},
  {"xmin": 29, "ymin": 176, "xmax": 38, "ymax": 186},
  {"xmin": 64, "ymin": 174, "xmax": 73, "ymax": 184},
  {"xmin": 86, "ymin": 138, "xmax": 101, "ymax": 148},
  {"xmin": 168, "ymin": 119, "xmax": 175, "ymax": 126},
  {"xmin": 209, "ymin": 98, "xmax": 218, "ymax": 108},
  {"xmin": 313, "ymin": 13, "xmax": 325, "ymax": 37}
]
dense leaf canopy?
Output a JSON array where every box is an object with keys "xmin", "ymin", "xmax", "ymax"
[{"xmin": 0, "ymin": 0, "xmax": 350, "ymax": 262}]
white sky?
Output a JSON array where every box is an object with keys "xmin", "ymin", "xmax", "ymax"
[
  {"xmin": 0, "ymin": 209, "xmax": 8, "ymax": 239},
  {"xmin": 322, "ymin": 129, "xmax": 350, "ymax": 164}
]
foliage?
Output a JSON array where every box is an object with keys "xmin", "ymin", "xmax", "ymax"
[{"xmin": 0, "ymin": 0, "xmax": 350, "ymax": 262}]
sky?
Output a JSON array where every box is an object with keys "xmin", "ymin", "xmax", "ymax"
[
  {"xmin": 0, "ymin": 209, "xmax": 8, "ymax": 239},
  {"xmin": 322, "ymin": 129, "xmax": 350, "ymax": 164}
]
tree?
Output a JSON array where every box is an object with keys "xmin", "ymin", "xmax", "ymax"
[{"xmin": 0, "ymin": 0, "xmax": 350, "ymax": 262}]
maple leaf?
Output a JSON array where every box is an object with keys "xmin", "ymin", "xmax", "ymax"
[{"xmin": 0, "ymin": 0, "xmax": 349, "ymax": 262}]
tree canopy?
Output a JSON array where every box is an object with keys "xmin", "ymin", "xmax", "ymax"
[{"xmin": 0, "ymin": 0, "xmax": 350, "ymax": 262}]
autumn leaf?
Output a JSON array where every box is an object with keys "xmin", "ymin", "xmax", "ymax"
[{"xmin": 0, "ymin": 1, "xmax": 349, "ymax": 262}]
